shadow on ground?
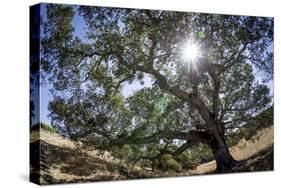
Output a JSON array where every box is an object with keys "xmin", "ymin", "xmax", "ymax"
[
  {"xmin": 30, "ymin": 136, "xmax": 273, "ymax": 185},
  {"xmin": 30, "ymin": 139, "xmax": 149, "ymax": 184},
  {"xmin": 233, "ymin": 145, "xmax": 273, "ymax": 172}
]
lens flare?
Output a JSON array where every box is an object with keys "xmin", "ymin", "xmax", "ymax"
[{"xmin": 182, "ymin": 42, "xmax": 201, "ymax": 63}]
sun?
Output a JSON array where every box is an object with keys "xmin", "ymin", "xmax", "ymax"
[{"xmin": 181, "ymin": 42, "xmax": 201, "ymax": 63}]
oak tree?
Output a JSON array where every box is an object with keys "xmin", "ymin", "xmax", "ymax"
[{"xmin": 42, "ymin": 4, "xmax": 273, "ymax": 172}]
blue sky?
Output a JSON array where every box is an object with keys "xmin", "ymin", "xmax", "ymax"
[{"xmin": 32, "ymin": 3, "xmax": 273, "ymax": 126}]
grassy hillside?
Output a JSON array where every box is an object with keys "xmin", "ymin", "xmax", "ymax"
[
  {"xmin": 30, "ymin": 126, "xmax": 273, "ymax": 184},
  {"xmin": 192, "ymin": 126, "xmax": 273, "ymax": 174},
  {"xmin": 30, "ymin": 130, "xmax": 153, "ymax": 184}
]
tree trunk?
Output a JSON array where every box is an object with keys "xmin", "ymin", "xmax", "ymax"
[{"xmin": 208, "ymin": 130, "xmax": 236, "ymax": 173}]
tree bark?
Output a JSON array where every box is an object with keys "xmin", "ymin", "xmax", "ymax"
[{"xmin": 208, "ymin": 130, "xmax": 236, "ymax": 173}]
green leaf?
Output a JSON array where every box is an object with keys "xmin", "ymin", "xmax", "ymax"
[
  {"xmin": 157, "ymin": 97, "xmax": 169, "ymax": 112},
  {"xmin": 197, "ymin": 31, "xmax": 205, "ymax": 38}
]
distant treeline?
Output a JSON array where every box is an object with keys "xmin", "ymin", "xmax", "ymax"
[
  {"xmin": 226, "ymin": 106, "xmax": 273, "ymax": 147},
  {"xmin": 30, "ymin": 122, "xmax": 57, "ymax": 133}
]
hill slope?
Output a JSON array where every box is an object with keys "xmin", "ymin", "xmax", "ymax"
[
  {"xmin": 30, "ymin": 126, "xmax": 274, "ymax": 184},
  {"xmin": 30, "ymin": 131, "xmax": 150, "ymax": 184},
  {"xmin": 193, "ymin": 126, "xmax": 273, "ymax": 174}
]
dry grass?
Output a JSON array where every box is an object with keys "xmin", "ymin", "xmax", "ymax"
[
  {"xmin": 192, "ymin": 126, "xmax": 274, "ymax": 174},
  {"xmin": 31, "ymin": 126, "xmax": 273, "ymax": 183},
  {"xmin": 31, "ymin": 130, "xmax": 140, "ymax": 184},
  {"xmin": 31, "ymin": 130, "xmax": 75, "ymax": 148},
  {"xmin": 40, "ymin": 131, "xmax": 115, "ymax": 163},
  {"xmin": 231, "ymin": 127, "xmax": 274, "ymax": 160}
]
